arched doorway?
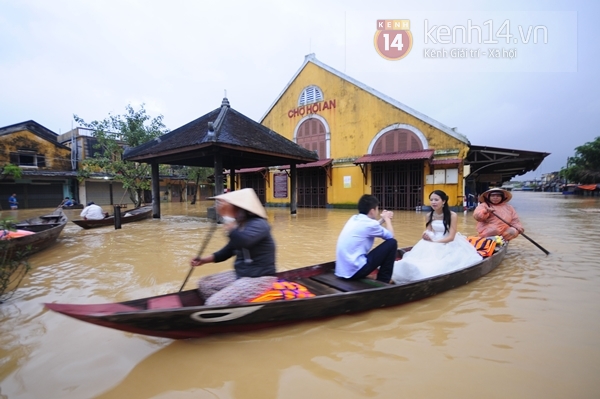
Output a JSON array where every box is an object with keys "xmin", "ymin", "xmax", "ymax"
[
  {"xmin": 370, "ymin": 127, "xmax": 426, "ymax": 210},
  {"xmin": 296, "ymin": 118, "xmax": 327, "ymax": 159},
  {"xmin": 294, "ymin": 117, "xmax": 329, "ymax": 207}
]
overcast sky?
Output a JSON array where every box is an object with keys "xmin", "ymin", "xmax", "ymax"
[{"xmin": 1, "ymin": 0, "xmax": 596, "ymax": 181}]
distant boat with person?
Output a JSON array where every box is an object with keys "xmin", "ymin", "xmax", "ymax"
[{"xmin": 71, "ymin": 205, "xmax": 152, "ymax": 229}]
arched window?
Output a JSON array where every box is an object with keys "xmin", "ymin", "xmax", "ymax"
[
  {"xmin": 296, "ymin": 118, "xmax": 326, "ymax": 159},
  {"xmin": 372, "ymin": 128, "xmax": 423, "ymax": 154},
  {"xmin": 298, "ymin": 86, "xmax": 324, "ymax": 106}
]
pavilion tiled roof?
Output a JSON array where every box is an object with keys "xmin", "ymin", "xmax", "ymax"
[{"xmin": 124, "ymin": 99, "xmax": 318, "ymax": 168}]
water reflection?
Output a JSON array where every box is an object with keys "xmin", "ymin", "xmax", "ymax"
[{"xmin": 1, "ymin": 193, "xmax": 600, "ymax": 398}]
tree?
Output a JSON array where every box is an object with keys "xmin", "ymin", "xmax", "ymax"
[
  {"xmin": 0, "ymin": 164, "xmax": 22, "ymax": 211},
  {"xmin": 0, "ymin": 164, "xmax": 22, "ymax": 181},
  {"xmin": 74, "ymin": 104, "xmax": 169, "ymax": 207},
  {"xmin": 184, "ymin": 166, "xmax": 213, "ymax": 204},
  {"xmin": 560, "ymin": 136, "xmax": 600, "ymax": 184}
]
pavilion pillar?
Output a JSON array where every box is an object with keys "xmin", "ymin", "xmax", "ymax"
[
  {"xmin": 214, "ymin": 154, "xmax": 223, "ymax": 196},
  {"xmin": 207, "ymin": 154, "xmax": 225, "ymax": 221},
  {"xmin": 230, "ymin": 169, "xmax": 236, "ymax": 191},
  {"xmin": 290, "ymin": 163, "xmax": 297, "ymax": 215},
  {"xmin": 151, "ymin": 163, "xmax": 160, "ymax": 218}
]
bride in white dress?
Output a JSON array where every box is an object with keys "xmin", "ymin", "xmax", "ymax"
[{"xmin": 392, "ymin": 190, "xmax": 482, "ymax": 284}]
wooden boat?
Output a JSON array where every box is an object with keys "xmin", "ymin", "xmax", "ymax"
[
  {"xmin": 71, "ymin": 205, "xmax": 152, "ymax": 229},
  {"xmin": 62, "ymin": 204, "xmax": 84, "ymax": 209},
  {"xmin": 3, "ymin": 209, "xmax": 68, "ymax": 259},
  {"xmin": 45, "ymin": 243, "xmax": 508, "ymax": 339}
]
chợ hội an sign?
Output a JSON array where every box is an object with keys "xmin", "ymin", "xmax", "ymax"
[{"xmin": 287, "ymin": 99, "xmax": 337, "ymax": 118}]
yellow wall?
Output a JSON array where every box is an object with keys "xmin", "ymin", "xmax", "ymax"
[
  {"xmin": 0, "ymin": 129, "xmax": 71, "ymax": 170},
  {"xmin": 330, "ymin": 162, "xmax": 367, "ymax": 204},
  {"xmin": 422, "ymin": 163, "xmax": 465, "ymax": 208},
  {"xmin": 261, "ymin": 62, "xmax": 470, "ymax": 208}
]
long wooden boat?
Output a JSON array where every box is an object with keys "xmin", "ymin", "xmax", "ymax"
[
  {"xmin": 71, "ymin": 205, "xmax": 152, "ymax": 229},
  {"xmin": 4, "ymin": 209, "xmax": 68, "ymax": 259},
  {"xmin": 62, "ymin": 204, "xmax": 84, "ymax": 209},
  {"xmin": 45, "ymin": 243, "xmax": 507, "ymax": 339}
]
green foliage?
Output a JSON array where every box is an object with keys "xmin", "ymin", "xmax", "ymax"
[
  {"xmin": 183, "ymin": 166, "xmax": 213, "ymax": 203},
  {"xmin": 184, "ymin": 166, "xmax": 212, "ymax": 183},
  {"xmin": 0, "ymin": 163, "xmax": 23, "ymax": 180},
  {"xmin": 560, "ymin": 136, "xmax": 600, "ymax": 184},
  {"xmin": 0, "ymin": 219, "xmax": 31, "ymax": 303},
  {"xmin": 74, "ymin": 104, "xmax": 169, "ymax": 207}
]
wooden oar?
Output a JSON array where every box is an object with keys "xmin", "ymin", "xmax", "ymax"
[
  {"xmin": 179, "ymin": 222, "xmax": 218, "ymax": 292},
  {"xmin": 490, "ymin": 211, "xmax": 550, "ymax": 255}
]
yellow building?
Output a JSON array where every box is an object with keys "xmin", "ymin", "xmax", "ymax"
[
  {"xmin": 257, "ymin": 54, "xmax": 471, "ymax": 210},
  {"xmin": 0, "ymin": 120, "xmax": 74, "ymax": 208}
]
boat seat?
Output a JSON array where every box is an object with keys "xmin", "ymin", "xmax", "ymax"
[
  {"xmin": 295, "ymin": 277, "xmax": 341, "ymax": 295},
  {"xmin": 310, "ymin": 273, "xmax": 389, "ymax": 292},
  {"xmin": 147, "ymin": 295, "xmax": 183, "ymax": 310},
  {"xmin": 179, "ymin": 289, "xmax": 205, "ymax": 306},
  {"xmin": 15, "ymin": 223, "xmax": 61, "ymax": 228}
]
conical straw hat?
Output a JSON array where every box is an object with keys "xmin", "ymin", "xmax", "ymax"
[
  {"xmin": 210, "ymin": 188, "xmax": 267, "ymax": 219},
  {"xmin": 479, "ymin": 188, "xmax": 513, "ymax": 204}
]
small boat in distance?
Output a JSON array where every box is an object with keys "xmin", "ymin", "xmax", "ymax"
[
  {"xmin": 2, "ymin": 209, "xmax": 68, "ymax": 260},
  {"xmin": 62, "ymin": 203, "xmax": 84, "ymax": 209},
  {"xmin": 45, "ymin": 243, "xmax": 508, "ymax": 340},
  {"xmin": 71, "ymin": 205, "xmax": 152, "ymax": 229}
]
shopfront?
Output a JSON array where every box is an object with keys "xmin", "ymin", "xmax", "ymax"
[{"xmin": 260, "ymin": 54, "xmax": 471, "ymax": 209}]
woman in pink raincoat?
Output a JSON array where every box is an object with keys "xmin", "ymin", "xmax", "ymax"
[{"xmin": 473, "ymin": 188, "xmax": 524, "ymax": 241}]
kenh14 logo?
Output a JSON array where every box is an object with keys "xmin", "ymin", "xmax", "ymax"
[{"xmin": 374, "ymin": 19, "xmax": 413, "ymax": 60}]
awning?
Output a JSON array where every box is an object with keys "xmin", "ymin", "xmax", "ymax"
[
  {"xmin": 430, "ymin": 158, "xmax": 462, "ymax": 166},
  {"xmin": 278, "ymin": 158, "xmax": 333, "ymax": 170},
  {"xmin": 278, "ymin": 159, "xmax": 333, "ymax": 185},
  {"xmin": 578, "ymin": 184, "xmax": 600, "ymax": 191},
  {"xmin": 224, "ymin": 167, "xmax": 266, "ymax": 175},
  {"xmin": 466, "ymin": 145, "xmax": 550, "ymax": 183},
  {"xmin": 354, "ymin": 150, "xmax": 434, "ymax": 164}
]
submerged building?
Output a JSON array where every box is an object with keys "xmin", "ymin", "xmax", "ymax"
[{"xmin": 253, "ymin": 54, "xmax": 473, "ymax": 210}]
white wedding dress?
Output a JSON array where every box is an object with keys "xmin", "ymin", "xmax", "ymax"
[{"xmin": 392, "ymin": 220, "xmax": 483, "ymax": 284}]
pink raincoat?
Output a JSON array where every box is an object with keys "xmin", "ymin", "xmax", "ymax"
[{"xmin": 473, "ymin": 202, "xmax": 523, "ymax": 240}]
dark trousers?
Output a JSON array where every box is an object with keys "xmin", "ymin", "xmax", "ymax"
[{"xmin": 351, "ymin": 239, "xmax": 398, "ymax": 282}]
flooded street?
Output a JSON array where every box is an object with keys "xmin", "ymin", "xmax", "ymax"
[{"xmin": 1, "ymin": 192, "xmax": 599, "ymax": 399}]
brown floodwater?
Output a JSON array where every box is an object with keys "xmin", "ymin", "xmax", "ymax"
[{"xmin": 1, "ymin": 192, "xmax": 599, "ymax": 399}]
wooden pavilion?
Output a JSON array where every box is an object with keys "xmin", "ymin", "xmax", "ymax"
[{"xmin": 123, "ymin": 98, "xmax": 319, "ymax": 217}]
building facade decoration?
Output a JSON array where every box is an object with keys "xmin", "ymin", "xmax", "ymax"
[{"xmin": 259, "ymin": 54, "xmax": 472, "ymax": 210}]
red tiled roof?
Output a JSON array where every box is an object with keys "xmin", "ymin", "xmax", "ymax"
[
  {"xmin": 224, "ymin": 167, "xmax": 266, "ymax": 174},
  {"xmin": 354, "ymin": 150, "xmax": 434, "ymax": 164},
  {"xmin": 278, "ymin": 158, "xmax": 333, "ymax": 170},
  {"xmin": 430, "ymin": 158, "xmax": 463, "ymax": 165}
]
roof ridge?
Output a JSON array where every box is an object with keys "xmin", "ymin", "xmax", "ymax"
[
  {"xmin": 207, "ymin": 98, "xmax": 230, "ymax": 141},
  {"xmin": 259, "ymin": 54, "xmax": 470, "ymax": 145}
]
